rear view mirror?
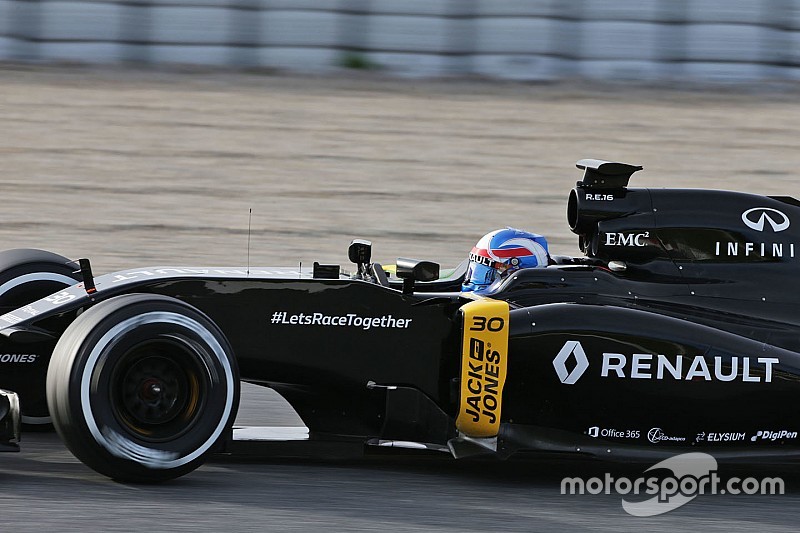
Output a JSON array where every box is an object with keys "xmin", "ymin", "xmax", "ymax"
[
  {"xmin": 348, "ymin": 239, "xmax": 372, "ymax": 265},
  {"xmin": 395, "ymin": 258, "xmax": 440, "ymax": 293},
  {"xmin": 348, "ymin": 239, "xmax": 372, "ymax": 280}
]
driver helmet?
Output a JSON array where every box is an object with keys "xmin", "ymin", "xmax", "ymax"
[{"xmin": 462, "ymin": 227, "xmax": 550, "ymax": 292}]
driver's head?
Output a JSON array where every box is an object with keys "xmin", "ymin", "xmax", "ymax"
[{"xmin": 462, "ymin": 227, "xmax": 550, "ymax": 292}]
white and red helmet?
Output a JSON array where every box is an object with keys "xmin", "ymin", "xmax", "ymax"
[{"xmin": 462, "ymin": 228, "xmax": 550, "ymax": 292}]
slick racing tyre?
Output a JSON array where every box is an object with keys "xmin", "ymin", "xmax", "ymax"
[
  {"xmin": 47, "ymin": 294, "xmax": 240, "ymax": 482},
  {"xmin": 0, "ymin": 249, "xmax": 78, "ymax": 309},
  {"xmin": 0, "ymin": 249, "xmax": 81, "ymax": 428}
]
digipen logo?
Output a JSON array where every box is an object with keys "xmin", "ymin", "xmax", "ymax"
[
  {"xmin": 553, "ymin": 340, "xmax": 589, "ymax": 385},
  {"xmin": 751, "ymin": 430, "xmax": 798, "ymax": 442},
  {"xmin": 742, "ymin": 207, "xmax": 790, "ymax": 233}
]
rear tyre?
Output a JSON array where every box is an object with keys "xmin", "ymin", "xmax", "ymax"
[
  {"xmin": 0, "ymin": 249, "xmax": 80, "ymax": 427},
  {"xmin": 47, "ymin": 294, "xmax": 240, "ymax": 482}
]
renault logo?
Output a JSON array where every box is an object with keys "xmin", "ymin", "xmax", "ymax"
[
  {"xmin": 553, "ymin": 340, "xmax": 589, "ymax": 384},
  {"xmin": 742, "ymin": 207, "xmax": 790, "ymax": 233}
]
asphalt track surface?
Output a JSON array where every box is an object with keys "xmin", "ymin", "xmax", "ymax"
[
  {"xmin": 3, "ymin": 384, "xmax": 800, "ymax": 532},
  {"xmin": 3, "ymin": 65, "xmax": 800, "ymax": 531}
]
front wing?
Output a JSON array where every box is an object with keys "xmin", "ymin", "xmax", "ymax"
[{"xmin": 0, "ymin": 389, "xmax": 20, "ymax": 451}]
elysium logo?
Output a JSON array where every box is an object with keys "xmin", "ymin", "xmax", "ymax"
[
  {"xmin": 742, "ymin": 207, "xmax": 790, "ymax": 233},
  {"xmin": 553, "ymin": 340, "xmax": 589, "ymax": 384}
]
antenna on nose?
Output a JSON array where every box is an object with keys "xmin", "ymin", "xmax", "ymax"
[{"xmin": 247, "ymin": 208, "xmax": 252, "ymax": 277}]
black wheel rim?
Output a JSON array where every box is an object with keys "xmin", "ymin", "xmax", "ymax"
[{"xmin": 110, "ymin": 339, "xmax": 206, "ymax": 442}]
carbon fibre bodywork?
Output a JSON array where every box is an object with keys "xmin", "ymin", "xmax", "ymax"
[{"xmin": 3, "ymin": 159, "xmax": 800, "ymax": 468}]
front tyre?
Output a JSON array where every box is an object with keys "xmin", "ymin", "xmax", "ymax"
[{"xmin": 47, "ymin": 294, "xmax": 239, "ymax": 482}]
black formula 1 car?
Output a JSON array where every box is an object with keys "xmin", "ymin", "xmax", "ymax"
[{"xmin": 2, "ymin": 159, "xmax": 800, "ymax": 482}]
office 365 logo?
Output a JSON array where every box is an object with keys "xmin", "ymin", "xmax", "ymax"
[{"xmin": 553, "ymin": 340, "xmax": 589, "ymax": 385}]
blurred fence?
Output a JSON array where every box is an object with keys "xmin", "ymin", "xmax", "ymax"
[{"xmin": 1, "ymin": 0, "xmax": 799, "ymax": 81}]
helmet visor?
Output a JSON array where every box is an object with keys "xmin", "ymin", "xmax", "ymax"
[{"xmin": 462, "ymin": 261, "xmax": 498, "ymax": 292}]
